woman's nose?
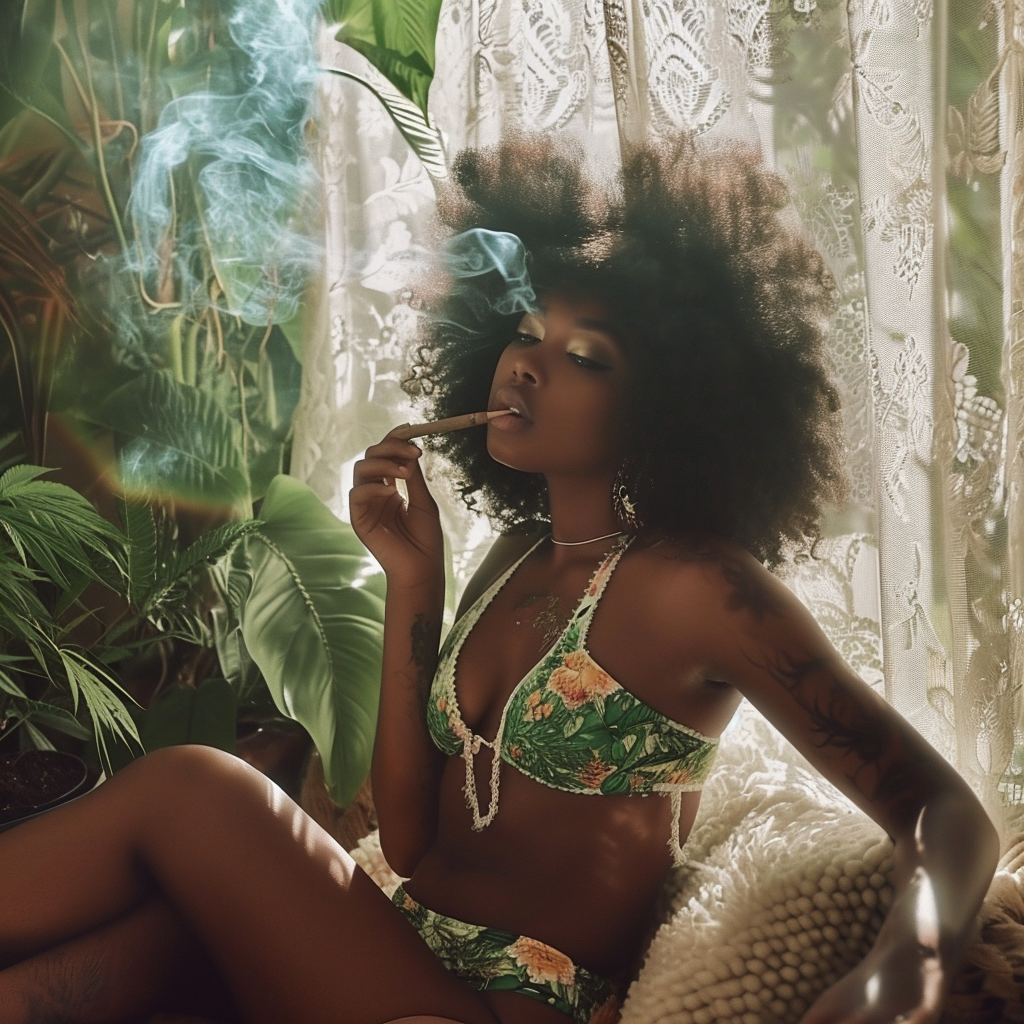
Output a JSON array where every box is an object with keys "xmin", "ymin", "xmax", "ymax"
[{"xmin": 509, "ymin": 345, "xmax": 542, "ymax": 384}]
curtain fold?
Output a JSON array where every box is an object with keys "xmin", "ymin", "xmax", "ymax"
[{"xmin": 293, "ymin": 0, "xmax": 1024, "ymax": 828}]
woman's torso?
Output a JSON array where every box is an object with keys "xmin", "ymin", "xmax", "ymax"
[{"xmin": 406, "ymin": 533, "xmax": 743, "ymax": 977}]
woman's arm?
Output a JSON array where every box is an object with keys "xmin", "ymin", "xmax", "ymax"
[
  {"xmin": 350, "ymin": 435, "xmax": 447, "ymax": 877},
  {"xmin": 371, "ymin": 573, "xmax": 447, "ymax": 877},
  {"xmin": 677, "ymin": 542, "xmax": 999, "ymax": 1023}
]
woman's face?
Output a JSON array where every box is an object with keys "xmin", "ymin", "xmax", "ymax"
[{"xmin": 486, "ymin": 291, "xmax": 631, "ymax": 476}]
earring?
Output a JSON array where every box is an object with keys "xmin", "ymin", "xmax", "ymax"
[{"xmin": 612, "ymin": 458, "xmax": 643, "ymax": 532}]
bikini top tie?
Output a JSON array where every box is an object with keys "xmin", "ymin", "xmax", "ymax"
[{"xmin": 426, "ymin": 535, "xmax": 719, "ymax": 864}]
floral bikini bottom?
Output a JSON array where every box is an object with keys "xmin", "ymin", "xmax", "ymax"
[{"xmin": 392, "ymin": 885, "xmax": 621, "ymax": 1024}]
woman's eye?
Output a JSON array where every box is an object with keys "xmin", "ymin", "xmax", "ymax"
[
  {"xmin": 568, "ymin": 351, "xmax": 612, "ymax": 371},
  {"xmin": 513, "ymin": 331, "xmax": 542, "ymax": 345}
]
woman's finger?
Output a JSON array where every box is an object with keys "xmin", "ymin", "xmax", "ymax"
[
  {"xmin": 400, "ymin": 448, "xmax": 436, "ymax": 509},
  {"xmin": 364, "ymin": 438, "xmax": 423, "ymax": 462},
  {"xmin": 352, "ymin": 457, "xmax": 415, "ymax": 484}
]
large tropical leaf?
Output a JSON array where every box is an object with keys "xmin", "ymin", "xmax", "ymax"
[
  {"xmin": 236, "ymin": 474, "xmax": 385, "ymax": 806},
  {"xmin": 85, "ymin": 371, "xmax": 250, "ymax": 511},
  {"xmin": 324, "ymin": 0, "xmax": 443, "ymax": 116},
  {"xmin": 323, "ymin": 68, "xmax": 447, "ymax": 182}
]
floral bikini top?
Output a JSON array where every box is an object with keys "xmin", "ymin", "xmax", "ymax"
[{"xmin": 427, "ymin": 534, "xmax": 719, "ymax": 863}]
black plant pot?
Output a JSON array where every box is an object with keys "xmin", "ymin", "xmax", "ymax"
[{"xmin": 0, "ymin": 750, "xmax": 90, "ymax": 832}]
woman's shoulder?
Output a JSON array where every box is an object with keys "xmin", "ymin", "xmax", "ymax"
[
  {"xmin": 453, "ymin": 529, "xmax": 547, "ymax": 619},
  {"xmin": 622, "ymin": 532, "xmax": 791, "ymax": 634}
]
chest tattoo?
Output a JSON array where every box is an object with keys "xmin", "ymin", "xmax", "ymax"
[{"xmin": 512, "ymin": 592, "xmax": 566, "ymax": 647}]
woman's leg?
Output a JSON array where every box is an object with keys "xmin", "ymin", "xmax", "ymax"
[
  {"xmin": 0, "ymin": 745, "xmax": 497, "ymax": 1024},
  {"xmin": 0, "ymin": 895, "xmax": 240, "ymax": 1024}
]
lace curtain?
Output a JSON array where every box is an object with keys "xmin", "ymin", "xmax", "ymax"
[{"xmin": 291, "ymin": 0, "xmax": 1024, "ymax": 828}]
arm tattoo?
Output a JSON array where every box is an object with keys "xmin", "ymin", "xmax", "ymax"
[
  {"xmin": 750, "ymin": 648, "xmax": 930, "ymax": 825},
  {"xmin": 409, "ymin": 612, "xmax": 437, "ymax": 718},
  {"xmin": 717, "ymin": 554, "xmax": 785, "ymax": 622}
]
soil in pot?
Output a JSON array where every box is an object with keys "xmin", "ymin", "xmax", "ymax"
[{"xmin": 0, "ymin": 750, "xmax": 90, "ymax": 825}]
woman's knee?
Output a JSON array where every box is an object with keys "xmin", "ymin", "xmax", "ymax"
[{"xmin": 119, "ymin": 744, "xmax": 265, "ymax": 809}]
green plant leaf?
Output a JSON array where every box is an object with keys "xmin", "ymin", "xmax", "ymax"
[
  {"xmin": 117, "ymin": 498, "xmax": 158, "ymax": 609},
  {"xmin": 10, "ymin": 698, "xmax": 91, "ymax": 740},
  {"xmin": 0, "ymin": 661, "xmax": 29, "ymax": 699},
  {"xmin": 57, "ymin": 648, "xmax": 140, "ymax": 773},
  {"xmin": 211, "ymin": 606, "xmax": 264, "ymax": 703},
  {"xmin": 0, "ymin": 0, "xmax": 57, "ymax": 97},
  {"xmin": 139, "ymin": 679, "xmax": 237, "ymax": 754},
  {"xmin": 22, "ymin": 719, "xmax": 56, "ymax": 750},
  {"xmin": 325, "ymin": 0, "xmax": 443, "ymax": 115},
  {"xmin": 86, "ymin": 372, "xmax": 250, "ymax": 512},
  {"xmin": 159, "ymin": 519, "xmax": 263, "ymax": 597},
  {"xmin": 236, "ymin": 474, "xmax": 385, "ymax": 806},
  {"xmin": 278, "ymin": 309, "xmax": 305, "ymax": 365},
  {"xmin": 323, "ymin": 67, "xmax": 446, "ymax": 182},
  {"xmin": 0, "ymin": 465, "xmax": 125, "ymax": 588}
]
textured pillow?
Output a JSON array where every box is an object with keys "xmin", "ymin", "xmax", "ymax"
[{"xmin": 620, "ymin": 713, "xmax": 895, "ymax": 1024}]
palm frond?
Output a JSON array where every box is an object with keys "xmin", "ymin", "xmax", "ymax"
[
  {"xmin": 0, "ymin": 465, "xmax": 126, "ymax": 588},
  {"xmin": 148, "ymin": 519, "xmax": 262, "ymax": 612},
  {"xmin": 58, "ymin": 648, "xmax": 140, "ymax": 772}
]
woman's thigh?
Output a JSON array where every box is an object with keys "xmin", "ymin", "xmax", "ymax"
[
  {"xmin": 136, "ymin": 746, "xmax": 502, "ymax": 1024},
  {"xmin": 2, "ymin": 746, "xmax": 499, "ymax": 1024}
]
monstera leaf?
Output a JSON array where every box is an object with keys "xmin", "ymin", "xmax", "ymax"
[{"xmin": 236, "ymin": 475, "xmax": 385, "ymax": 806}]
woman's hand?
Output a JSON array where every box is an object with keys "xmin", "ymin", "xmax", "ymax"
[
  {"xmin": 798, "ymin": 930, "xmax": 944, "ymax": 1024},
  {"xmin": 350, "ymin": 433, "xmax": 443, "ymax": 587}
]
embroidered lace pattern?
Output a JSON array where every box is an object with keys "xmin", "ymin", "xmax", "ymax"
[{"xmin": 302, "ymin": 2, "xmax": 1024, "ymax": 826}]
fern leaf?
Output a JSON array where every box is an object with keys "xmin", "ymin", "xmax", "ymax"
[
  {"xmin": 117, "ymin": 498, "xmax": 158, "ymax": 609},
  {"xmin": 0, "ymin": 464, "xmax": 49, "ymax": 492},
  {"xmin": 966, "ymin": 63, "xmax": 1003, "ymax": 171},
  {"xmin": 0, "ymin": 468, "xmax": 125, "ymax": 588},
  {"xmin": 58, "ymin": 649, "xmax": 140, "ymax": 773},
  {"xmin": 161, "ymin": 520, "xmax": 263, "ymax": 593}
]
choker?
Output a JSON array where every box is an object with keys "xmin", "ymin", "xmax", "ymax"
[{"xmin": 550, "ymin": 530, "xmax": 624, "ymax": 547}]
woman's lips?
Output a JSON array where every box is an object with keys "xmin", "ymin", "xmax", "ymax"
[{"xmin": 488, "ymin": 409, "xmax": 530, "ymax": 433}]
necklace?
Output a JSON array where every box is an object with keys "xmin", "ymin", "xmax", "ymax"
[{"xmin": 550, "ymin": 529, "xmax": 624, "ymax": 547}]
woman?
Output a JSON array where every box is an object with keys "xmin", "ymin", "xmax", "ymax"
[{"xmin": 0, "ymin": 136, "xmax": 999, "ymax": 1024}]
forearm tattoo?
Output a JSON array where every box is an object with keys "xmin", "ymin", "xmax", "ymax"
[
  {"xmin": 409, "ymin": 612, "xmax": 437, "ymax": 720},
  {"xmin": 749, "ymin": 648, "xmax": 930, "ymax": 824},
  {"xmin": 669, "ymin": 538, "xmax": 930, "ymax": 823}
]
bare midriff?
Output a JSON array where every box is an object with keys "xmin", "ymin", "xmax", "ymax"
[{"xmin": 405, "ymin": 756, "xmax": 703, "ymax": 978}]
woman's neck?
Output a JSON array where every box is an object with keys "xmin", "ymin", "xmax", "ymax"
[{"xmin": 544, "ymin": 470, "xmax": 623, "ymax": 559}]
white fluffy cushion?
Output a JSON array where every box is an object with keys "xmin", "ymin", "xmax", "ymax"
[
  {"xmin": 620, "ymin": 712, "xmax": 894, "ymax": 1024},
  {"xmin": 351, "ymin": 710, "xmax": 895, "ymax": 1024}
]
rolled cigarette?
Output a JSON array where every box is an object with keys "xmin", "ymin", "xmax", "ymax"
[{"xmin": 390, "ymin": 409, "xmax": 514, "ymax": 441}]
